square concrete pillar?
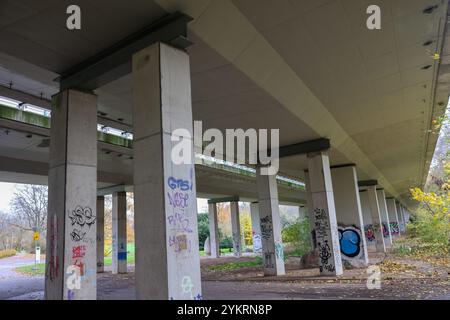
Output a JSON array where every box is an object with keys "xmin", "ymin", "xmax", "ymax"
[
  {"xmin": 395, "ymin": 201, "xmax": 405, "ymax": 233},
  {"xmin": 132, "ymin": 42, "xmax": 202, "ymax": 300},
  {"xmin": 97, "ymin": 196, "xmax": 105, "ymax": 273},
  {"xmin": 331, "ymin": 166, "xmax": 369, "ymax": 267},
  {"xmin": 250, "ymin": 202, "xmax": 262, "ymax": 254},
  {"xmin": 230, "ymin": 201, "xmax": 242, "ymax": 257},
  {"xmin": 112, "ymin": 191, "xmax": 127, "ymax": 274},
  {"xmin": 304, "ymin": 171, "xmax": 317, "ymax": 249},
  {"xmin": 208, "ymin": 203, "xmax": 220, "ymax": 258},
  {"xmin": 256, "ymin": 167, "xmax": 285, "ymax": 276},
  {"xmin": 376, "ymin": 189, "xmax": 393, "ymax": 247},
  {"xmin": 307, "ymin": 152, "xmax": 343, "ymax": 276},
  {"xmin": 359, "ymin": 191, "xmax": 376, "ymax": 252},
  {"xmin": 45, "ymin": 89, "xmax": 98, "ymax": 300},
  {"xmin": 298, "ymin": 206, "xmax": 306, "ymax": 220},
  {"xmin": 386, "ymin": 199, "xmax": 400, "ymax": 238},
  {"xmin": 366, "ymin": 186, "xmax": 386, "ymax": 253}
]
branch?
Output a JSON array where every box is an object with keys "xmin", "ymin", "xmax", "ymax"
[{"xmin": 6, "ymin": 221, "xmax": 33, "ymax": 231}]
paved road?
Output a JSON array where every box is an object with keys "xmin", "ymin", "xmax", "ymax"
[{"xmin": 0, "ymin": 254, "xmax": 44, "ymax": 300}]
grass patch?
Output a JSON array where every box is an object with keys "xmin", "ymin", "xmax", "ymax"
[
  {"xmin": 15, "ymin": 263, "xmax": 45, "ymax": 276},
  {"xmin": 207, "ymin": 257, "xmax": 262, "ymax": 271}
]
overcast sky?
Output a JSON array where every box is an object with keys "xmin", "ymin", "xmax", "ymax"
[{"xmin": 0, "ymin": 181, "xmax": 210, "ymax": 214}]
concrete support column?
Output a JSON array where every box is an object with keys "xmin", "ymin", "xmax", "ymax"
[
  {"xmin": 386, "ymin": 199, "xmax": 400, "ymax": 238},
  {"xmin": 307, "ymin": 152, "xmax": 343, "ymax": 276},
  {"xmin": 112, "ymin": 191, "xmax": 127, "ymax": 274},
  {"xmin": 395, "ymin": 201, "xmax": 405, "ymax": 233},
  {"xmin": 208, "ymin": 203, "xmax": 220, "ymax": 258},
  {"xmin": 331, "ymin": 166, "xmax": 369, "ymax": 267},
  {"xmin": 376, "ymin": 189, "xmax": 393, "ymax": 247},
  {"xmin": 132, "ymin": 42, "xmax": 202, "ymax": 300},
  {"xmin": 304, "ymin": 171, "xmax": 316, "ymax": 249},
  {"xmin": 366, "ymin": 186, "xmax": 386, "ymax": 252},
  {"xmin": 250, "ymin": 202, "xmax": 262, "ymax": 254},
  {"xmin": 256, "ymin": 167, "xmax": 285, "ymax": 276},
  {"xmin": 230, "ymin": 201, "xmax": 242, "ymax": 257},
  {"xmin": 359, "ymin": 191, "xmax": 376, "ymax": 252},
  {"xmin": 96, "ymin": 196, "xmax": 105, "ymax": 273},
  {"xmin": 45, "ymin": 89, "xmax": 97, "ymax": 300}
]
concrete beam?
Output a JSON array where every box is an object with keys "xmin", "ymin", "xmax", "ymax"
[
  {"xmin": 358, "ymin": 180, "xmax": 379, "ymax": 187},
  {"xmin": 279, "ymin": 138, "xmax": 330, "ymax": 158},
  {"xmin": 59, "ymin": 12, "xmax": 192, "ymax": 91},
  {"xmin": 207, "ymin": 196, "xmax": 240, "ymax": 204}
]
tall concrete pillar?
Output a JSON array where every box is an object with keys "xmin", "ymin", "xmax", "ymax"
[
  {"xmin": 250, "ymin": 202, "xmax": 262, "ymax": 254},
  {"xmin": 132, "ymin": 42, "xmax": 202, "ymax": 300},
  {"xmin": 331, "ymin": 166, "xmax": 369, "ymax": 267},
  {"xmin": 376, "ymin": 189, "xmax": 393, "ymax": 247},
  {"xmin": 45, "ymin": 89, "xmax": 97, "ymax": 300},
  {"xmin": 304, "ymin": 171, "xmax": 317, "ymax": 249},
  {"xmin": 230, "ymin": 201, "xmax": 242, "ymax": 257},
  {"xmin": 256, "ymin": 167, "xmax": 285, "ymax": 276},
  {"xmin": 97, "ymin": 196, "xmax": 105, "ymax": 273},
  {"xmin": 395, "ymin": 201, "xmax": 405, "ymax": 233},
  {"xmin": 307, "ymin": 152, "xmax": 343, "ymax": 276},
  {"xmin": 386, "ymin": 198, "xmax": 400, "ymax": 238},
  {"xmin": 208, "ymin": 203, "xmax": 220, "ymax": 258},
  {"xmin": 298, "ymin": 206, "xmax": 307, "ymax": 220},
  {"xmin": 366, "ymin": 186, "xmax": 386, "ymax": 252},
  {"xmin": 359, "ymin": 191, "xmax": 376, "ymax": 252},
  {"xmin": 112, "ymin": 191, "xmax": 127, "ymax": 274}
]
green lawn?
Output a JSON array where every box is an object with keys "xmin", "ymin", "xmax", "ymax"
[
  {"xmin": 15, "ymin": 263, "xmax": 45, "ymax": 276},
  {"xmin": 206, "ymin": 257, "xmax": 263, "ymax": 271},
  {"xmin": 15, "ymin": 243, "xmax": 136, "ymax": 276}
]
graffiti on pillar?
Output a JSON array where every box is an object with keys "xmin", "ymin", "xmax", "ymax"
[
  {"xmin": 338, "ymin": 225, "xmax": 363, "ymax": 259},
  {"xmin": 317, "ymin": 240, "xmax": 335, "ymax": 273},
  {"xmin": 167, "ymin": 191, "xmax": 189, "ymax": 209},
  {"xmin": 389, "ymin": 222, "xmax": 399, "ymax": 235},
  {"xmin": 181, "ymin": 275, "xmax": 194, "ymax": 298},
  {"xmin": 70, "ymin": 228, "xmax": 86, "ymax": 242},
  {"xmin": 71, "ymin": 245, "xmax": 86, "ymax": 276},
  {"xmin": 47, "ymin": 214, "xmax": 59, "ymax": 280},
  {"xmin": 232, "ymin": 232, "xmax": 241, "ymax": 254},
  {"xmin": 381, "ymin": 222, "xmax": 390, "ymax": 238},
  {"xmin": 69, "ymin": 206, "xmax": 96, "ymax": 228},
  {"xmin": 263, "ymin": 252, "xmax": 275, "ymax": 268},
  {"xmin": 252, "ymin": 232, "xmax": 262, "ymax": 252},
  {"xmin": 313, "ymin": 208, "xmax": 329, "ymax": 239},
  {"xmin": 167, "ymin": 212, "xmax": 193, "ymax": 233},
  {"xmin": 260, "ymin": 216, "xmax": 273, "ymax": 240},
  {"xmin": 169, "ymin": 234, "xmax": 192, "ymax": 253},
  {"xmin": 166, "ymin": 174, "xmax": 195, "ymax": 256},
  {"xmin": 364, "ymin": 224, "xmax": 375, "ymax": 242},
  {"xmin": 275, "ymin": 242, "xmax": 284, "ymax": 260},
  {"xmin": 313, "ymin": 208, "xmax": 337, "ymax": 273},
  {"xmin": 168, "ymin": 176, "xmax": 193, "ymax": 191}
]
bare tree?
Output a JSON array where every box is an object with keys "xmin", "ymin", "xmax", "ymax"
[{"xmin": 10, "ymin": 185, "xmax": 48, "ymax": 232}]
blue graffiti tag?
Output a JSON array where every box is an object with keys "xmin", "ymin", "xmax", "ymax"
[
  {"xmin": 338, "ymin": 227, "xmax": 361, "ymax": 258},
  {"xmin": 167, "ymin": 176, "xmax": 192, "ymax": 191}
]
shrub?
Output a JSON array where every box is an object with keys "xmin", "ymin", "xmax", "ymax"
[
  {"xmin": 281, "ymin": 218, "xmax": 312, "ymax": 257},
  {"xmin": 219, "ymin": 236, "xmax": 233, "ymax": 249},
  {"xmin": 197, "ymin": 213, "xmax": 210, "ymax": 249},
  {"xmin": 0, "ymin": 249, "xmax": 17, "ymax": 259}
]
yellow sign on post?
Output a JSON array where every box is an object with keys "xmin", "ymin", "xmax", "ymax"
[{"xmin": 33, "ymin": 232, "xmax": 40, "ymax": 241}]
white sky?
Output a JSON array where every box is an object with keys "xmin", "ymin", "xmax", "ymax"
[
  {"xmin": 0, "ymin": 182, "xmax": 17, "ymax": 213},
  {"xmin": 0, "ymin": 181, "xmax": 210, "ymax": 214}
]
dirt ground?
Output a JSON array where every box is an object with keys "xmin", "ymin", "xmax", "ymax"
[{"xmin": 2, "ymin": 250, "xmax": 449, "ymax": 300}]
